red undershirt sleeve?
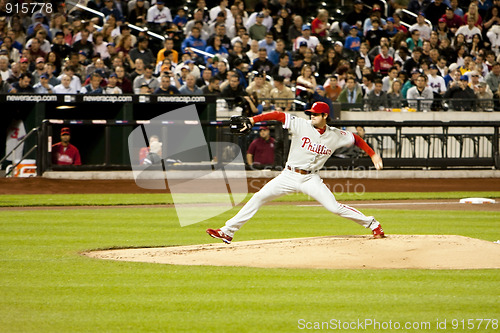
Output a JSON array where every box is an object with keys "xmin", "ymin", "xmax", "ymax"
[
  {"xmin": 353, "ymin": 133, "xmax": 376, "ymax": 157},
  {"xmin": 251, "ymin": 111, "xmax": 286, "ymax": 124}
]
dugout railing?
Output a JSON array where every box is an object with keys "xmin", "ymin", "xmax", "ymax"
[{"xmin": 35, "ymin": 119, "xmax": 500, "ymax": 175}]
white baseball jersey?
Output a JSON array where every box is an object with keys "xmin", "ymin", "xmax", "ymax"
[
  {"xmin": 219, "ymin": 112, "xmax": 379, "ymax": 239},
  {"xmin": 283, "ymin": 113, "xmax": 354, "ymax": 171},
  {"xmin": 427, "ymin": 74, "xmax": 447, "ymax": 94}
]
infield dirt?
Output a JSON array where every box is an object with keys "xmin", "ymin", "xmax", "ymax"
[{"xmin": 83, "ymin": 235, "xmax": 500, "ymax": 270}]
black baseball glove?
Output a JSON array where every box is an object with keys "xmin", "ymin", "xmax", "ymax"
[{"xmin": 230, "ymin": 115, "xmax": 252, "ymax": 135}]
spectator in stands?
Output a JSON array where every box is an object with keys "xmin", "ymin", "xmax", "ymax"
[
  {"xmin": 311, "ymin": 9, "xmax": 330, "ymax": 39},
  {"xmin": 424, "ymin": 0, "xmax": 448, "ymax": 26},
  {"xmin": 293, "ymin": 24, "xmax": 319, "ymax": 51},
  {"xmin": 210, "ymin": 0, "xmax": 233, "ymax": 25},
  {"xmin": 485, "ymin": 62, "xmax": 500, "ymax": 95},
  {"xmin": 33, "ymin": 73, "xmax": 54, "ymax": 93},
  {"xmin": 128, "ymin": 0, "xmax": 148, "ymax": 27},
  {"xmin": 270, "ymin": 75, "xmax": 293, "ymax": 111},
  {"xmin": 444, "ymin": 75, "xmax": 476, "ymax": 110},
  {"xmin": 147, "ymin": 0, "xmax": 172, "ymax": 33},
  {"xmin": 296, "ymin": 64, "xmax": 316, "ymax": 98},
  {"xmin": 270, "ymin": 52, "xmax": 292, "ymax": 83},
  {"xmin": 72, "ymin": 30, "xmax": 94, "ymax": 59},
  {"xmin": 0, "ymin": 73, "xmax": 11, "ymax": 93},
  {"xmin": 365, "ymin": 18, "xmax": 386, "ymax": 49},
  {"xmin": 9, "ymin": 73, "xmax": 34, "ymax": 93},
  {"xmin": 179, "ymin": 73, "xmax": 203, "ymax": 94},
  {"xmin": 129, "ymin": 36, "xmax": 155, "ymax": 67},
  {"xmin": 443, "ymin": 6, "xmax": 464, "ymax": 34},
  {"xmin": 341, "ymin": 0, "xmax": 367, "ymax": 35},
  {"xmin": 403, "ymin": 47, "xmax": 423, "ymax": 75},
  {"xmin": 324, "ymin": 74, "xmax": 342, "ymax": 101},
  {"xmin": 249, "ymin": 12, "xmax": 267, "ymax": 41},
  {"xmin": 246, "ymin": 71, "xmax": 272, "ymax": 100},
  {"xmin": 28, "ymin": 13, "xmax": 51, "ymax": 40},
  {"xmin": 251, "ymin": 48, "xmax": 274, "ymax": 73},
  {"xmin": 157, "ymin": 38, "xmax": 178, "ymax": 66},
  {"xmin": 53, "ymin": 74, "xmax": 77, "ymax": 94},
  {"xmin": 101, "ymin": 0, "xmax": 124, "ymax": 22},
  {"xmin": 155, "ymin": 73, "xmax": 180, "ymax": 94},
  {"xmin": 221, "ymin": 74, "xmax": 247, "ymax": 106},
  {"xmin": 382, "ymin": 66, "xmax": 399, "ymax": 92},
  {"xmin": 387, "ymin": 79, "xmax": 403, "ymax": 108},
  {"xmin": 201, "ymin": 76, "xmax": 221, "ymax": 94},
  {"xmin": 228, "ymin": 41, "xmax": 251, "ymax": 69},
  {"xmin": 196, "ymin": 68, "xmax": 212, "ymax": 87},
  {"xmin": 258, "ymin": 32, "xmax": 276, "ymax": 55},
  {"xmin": 408, "ymin": 0, "xmax": 431, "ymax": 16},
  {"xmin": 31, "ymin": 57, "xmax": 46, "ymax": 85},
  {"xmin": 52, "ymin": 127, "xmax": 81, "ymax": 166},
  {"xmin": 338, "ymin": 77, "xmax": 363, "ymax": 104},
  {"xmin": 80, "ymin": 72, "xmax": 104, "ymax": 94},
  {"xmin": 476, "ymin": 81, "xmax": 494, "ymax": 110},
  {"xmin": 246, "ymin": 126, "xmax": 275, "ymax": 167},
  {"xmin": 365, "ymin": 78, "xmax": 387, "ymax": 110},
  {"xmin": 345, "ymin": 26, "xmax": 361, "ymax": 52},
  {"xmin": 456, "ymin": 16, "xmax": 482, "ymax": 44},
  {"xmin": 114, "ymin": 66, "xmax": 132, "ymax": 93},
  {"xmin": 205, "ymin": 35, "xmax": 229, "ymax": 63},
  {"xmin": 373, "ymin": 45, "xmax": 394, "ymax": 76},
  {"xmin": 183, "ymin": 27, "xmax": 207, "ymax": 53},
  {"xmin": 406, "ymin": 30, "xmax": 423, "ymax": 52},
  {"xmin": 407, "ymin": 74, "xmax": 433, "ymax": 111},
  {"xmin": 207, "ymin": 23, "xmax": 232, "ymax": 50},
  {"xmin": 288, "ymin": 15, "xmax": 303, "ymax": 43},
  {"xmin": 104, "ymin": 72, "xmax": 123, "ymax": 94},
  {"xmin": 133, "ymin": 64, "xmax": 159, "ymax": 94}
]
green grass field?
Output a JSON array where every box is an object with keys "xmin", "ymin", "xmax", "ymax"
[{"xmin": 1, "ymin": 193, "xmax": 499, "ymax": 332}]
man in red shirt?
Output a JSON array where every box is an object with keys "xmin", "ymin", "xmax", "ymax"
[
  {"xmin": 246, "ymin": 126, "xmax": 275, "ymax": 166},
  {"xmin": 52, "ymin": 127, "xmax": 81, "ymax": 165}
]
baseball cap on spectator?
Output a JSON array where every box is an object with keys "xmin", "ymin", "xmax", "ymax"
[
  {"xmin": 185, "ymin": 59, "xmax": 194, "ymax": 64},
  {"xmin": 78, "ymin": 50, "xmax": 87, "ymax": 57},
  {"xmin": 446, "ymin": 6, "xmax": 453, "ymax": 10},
  {"xmin": 109, "ymin": 72, "xmax": 118, "ymax": 78},
  {"xmin": 217, "ymin": 11, "xmax": 226, "ymax": 17},
  {"xmin": 411, "ymin": 68, "xmax": 420, "ymax": 74},
  {"xmin": 140, "ymin": 82, "xmax": 150, "ymax": 88},
  {"xmin": 354, "ymin": 0, "xmax": 363, "ymax": 4},
  {"xmin": 478, "ymin": 81, "xmax": 487, "ymax": 87},
  {"xmin": 137, "ymin": 0, "xmax": 144, "ymax": 2},
  {"xmin": 418, "ymin": 12, "xmax": 425, "ymax": 17},
  {"xmin": 181, "ymin": 65, "xmax": 190, "ymax": 71},
  {"xmin": 94, "ymin": 69, "xmax": 104, "ymax": 77},
  {"xmin": 429, "ymin": 64, "xmax": 438, "ymax": 70},
  {"xmin": 161, "ymin": 63, "xmax": 170, "ymax": 72},
  {"xmin": 293, "ymin": 53, "xmax": 303, "ymax": 61},
  {"xmin": 449, "ymin": 63, "xmax": 459, "ymax": 71},
  {"xmin": 34, "ymin": 12, "xmax": 44, "ymax": 19},
  {"xmin": 40, "ymin": 73, "xmax": 49, "ymax": 79},
  {"xmin": 470, "ymin": 70, "xmax": 480, "ymax": 77},
  {"xmin": 438, "ymin": 17, "xmax": 446, "ymax": 23},
  {"xmin": 0, "ymin": 50, "xmax": 7, "ymax": 55},
  {"xmin": 36, "ymin": 57, "xmax": 45, "ymax": 63},
  {"xmin": 387, "ymin": 17, "xmax": 395, "ymax": 23},
  {"xmin": 254, "ymin": 71, "xmax": 265, "ymax": 78},
  {"xmin": 334, "ymin": 41, "xmax": 343, "ymax": 47},
  {"xmin": 20, "ymin": 57, "xmax": 29, "ymax": 63},
  {"xmin": 299, "ymin": 41, "xmax": 308, "ymax": 47},
  {"xmin": 107, "ymin": 42, "xmax": 116, "ymax": 47},
  {"xmin": 259, "ymin": 126, "xmax": 269, "ymax": 130},
  {"xmin": 302, "ymin": 24, "xmax": 311, "ymax": 31},
  {"xmin": 137, "ymin": 36, "xmax": 148, "ymax": 43},
  {"xmin": 316, "ymin": 85, "xmax": 325, "ymax": 91},
  {"xmin": 61, "ymin": 127, "xmax": 70, "ymax": 135},
  {"xmin": 460, "ymin": 75, "xmax": 469, "ymax": 81},
  {"xmin": 156, "ymin": 0, "xmax": 164, "ymax": 4},
  {"xmin": 350, "ymin": 25, "xmax": 359, "ymax": 30},
  {"xmin": 372, "ymin": 7, "xmax": 381, "ymax": 11},
  {"xmin": 257, "ymin": 12, "xmax": 265, "ymax": 18}
]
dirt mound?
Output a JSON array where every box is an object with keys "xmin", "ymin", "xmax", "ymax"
[{"xmin": 83, "ymin": 235, "xmax": 500, "ymax": 270}]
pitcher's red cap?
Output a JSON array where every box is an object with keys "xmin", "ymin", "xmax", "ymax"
[
  {"xmin": 305, "ymin": 102, "xmax": 330, "ymax": 115},
  {"xmin": 61, "ymin": 127, "xmax": 70, "ymax": 135}
]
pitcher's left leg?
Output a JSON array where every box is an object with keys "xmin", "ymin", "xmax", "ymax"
[{"xmin": 300, "ymin": 175, "xmax": 382, "ymax": 233}]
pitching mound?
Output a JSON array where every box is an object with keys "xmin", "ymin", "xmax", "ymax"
[{"xmin": 83, "ymin": 235, "xmax": 500, "ymax": 270}]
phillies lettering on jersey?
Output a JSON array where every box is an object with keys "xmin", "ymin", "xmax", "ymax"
[{"xmin": 301, "ymin": 137, "xmax": 333, "ymax": 155}]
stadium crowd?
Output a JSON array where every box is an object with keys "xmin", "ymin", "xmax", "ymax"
[{"xmin": 1, "ymin": 0, "xmax": 500, "ymax": 111}]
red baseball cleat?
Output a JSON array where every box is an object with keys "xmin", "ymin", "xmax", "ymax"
[
  {"xmin": 372, "ymin": 224, "xmax": 385, "ymax": 239},
  {"xmin": 206, "ymin": 228, "xmax": 233, "ymax": 244}
]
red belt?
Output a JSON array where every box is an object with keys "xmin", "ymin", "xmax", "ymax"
[{"xmin": 287, "ymin": 165, "xmax": 312, "ymax": 175}]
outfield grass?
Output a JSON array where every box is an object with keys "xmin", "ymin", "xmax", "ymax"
[
  {"xmin": 1, "ymin": 196, "xmax": 499, "ymax": 332},
  {"xmin": 0, "ymin": 191, "xmax": 499, "ymax": 207}
]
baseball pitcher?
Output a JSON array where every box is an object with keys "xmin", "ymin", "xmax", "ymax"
[{"xmin": 207, "ymin": 102, "xmax": 385, "ymax": 244}]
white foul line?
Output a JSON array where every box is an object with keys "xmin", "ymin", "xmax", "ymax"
[{"xmin": 298, "ymin": 202, "xmax": 475, "ymax": 207}]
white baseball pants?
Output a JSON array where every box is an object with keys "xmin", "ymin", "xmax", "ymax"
[{"xmin": 221, "ymin": 169, "xmax": 378, "ymax": 237}]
